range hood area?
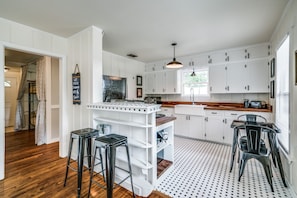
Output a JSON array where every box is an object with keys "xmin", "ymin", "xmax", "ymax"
[{"xmin": 102, "ymin": 75, "xmax": 127, "ymax": 102}]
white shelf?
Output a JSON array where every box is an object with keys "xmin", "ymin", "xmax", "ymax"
[
  {"xmin": 157, "ymin": 142, "xmax": 172, "ymax": 153},
  {"xmin": 94, "ymin": 117, "xmax": 153, "ymax": 128},
  {"xmin": 129, "ymin": 139, "xmax": 153, "ymax": 149},
  {"xmin": 117, "ymin": 155, "xmax": 153, "ymax": 170}
]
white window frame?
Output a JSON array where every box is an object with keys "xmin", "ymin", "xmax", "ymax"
[
  {"xmin": 275, "ymin": 34, "xmax": 290, "ymax": 152},
  {"xmin": 181, "ymin": 67, "xmax": 209, "ymax": 97}
]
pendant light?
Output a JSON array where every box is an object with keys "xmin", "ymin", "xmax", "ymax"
[
  {"xmin": 190, "ymin": 67, "xmax": 196, "ymax": 76},
  {"xmin": 166, "ymin": 43, "xmax": 183, "ymax": 68}
]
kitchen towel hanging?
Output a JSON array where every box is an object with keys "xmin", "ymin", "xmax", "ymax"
[{"xmin": 72, "ymin": 64, "xmax": 81, "ymax": 104}]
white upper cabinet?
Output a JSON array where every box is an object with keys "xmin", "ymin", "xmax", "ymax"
[
  {"xmin": 226, "ymin": 49, "xmax": 246, "ymax": 62},
  {"xmin": 244, "ymin": 44, "xmax": 270, "ymax": 59},
  {"xmin": 246, "ymin": 59, "xmax": 269, "ymax": 92},
  {"xmin": 209, "ymin": 59, "xmax": 269, "ymax": 94},
  {"xmin": 145, "ymin": 70, "xmax": 180, "ymax": 94},
  {"xmin": 209, "ymin": 64, "xmax": 228, "ymax": 93}
]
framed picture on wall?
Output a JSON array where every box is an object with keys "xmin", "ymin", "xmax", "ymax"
[
  {"xmin": 270, "ymin": 80, "xmax": 275, "ymax": 99},
  {"xmin": 136, "ymin": 75, "xmax": 142, "ymax": 86},
  {"xmin": 270, "ymin": 58, "xmax": 275, "ymax": 78},
  {"xmin": 137, "ymin": 88, "xmax": 142, "ymax": 98}
]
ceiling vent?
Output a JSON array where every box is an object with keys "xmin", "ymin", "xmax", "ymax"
[{"xmin": 127, "ymin": 53, "xmax": 138, "ymax": 58}]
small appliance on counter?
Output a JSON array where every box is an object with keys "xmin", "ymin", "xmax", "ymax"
[
  {"xmin": 144, "ymin": 97, "xmax": 162, "ymax": 104},
  {"xmin": 249, "ymin": 100, "xmax": 267, "ymax": 109}
]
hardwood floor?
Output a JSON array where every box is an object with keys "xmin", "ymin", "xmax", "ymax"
[{"xmin": 0, "ymin": 130, "xmax": 170, "ymax": 198}]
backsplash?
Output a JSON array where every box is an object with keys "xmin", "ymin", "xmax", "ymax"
[{"xmin": 147, "ymin": 93, "xmax": 270, "ymax": 104}]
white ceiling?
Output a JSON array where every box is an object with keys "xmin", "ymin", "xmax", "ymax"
[{"xmin": 0, "ymin": 0, "xmax": 289, "ymax": 63}]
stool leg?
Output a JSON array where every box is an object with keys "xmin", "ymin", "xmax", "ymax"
[
  {"xmin": 64, "ymin": 136, "xmax": 74, "ymax": 186},
  {"xmin": 88, "ymin": 146, "xmax": 98, "ymax": 198},
  {"xmin": 125, "ymin": 144, "xmax": 135, "ymax": 198},
  {"xmin": 106, "ymin": 145, "xmax": 116, "ymax": 198},
  {"xmin": 86, "ymin": 137, "xmax": 92, "ymax": 171},
  {"xmin": 77, "ymin": 136, "xmax": 85, "ymax": 198},
  {"xmin": 98, "ymin": 147, "xmax": 105, "ymax": 182}
]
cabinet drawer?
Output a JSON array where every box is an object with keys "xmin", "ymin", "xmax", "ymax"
[
  {"xmin": 224, "ymin": 111, "xmax": 240, "ymax": 118},
  {"xmin": 205, "ymin": 110, "xmax": 224, "ymax": 116}
]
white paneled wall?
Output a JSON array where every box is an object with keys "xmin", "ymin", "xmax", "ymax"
[{"xmin": 0, "ymin": 17, "xmax": 68, "ymax": 180}]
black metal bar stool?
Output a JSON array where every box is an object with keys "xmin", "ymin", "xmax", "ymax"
[
  {"xmin": 63, "ymin": 128, "xmax": 103, "ymax": 198},
  {"xmin": 88, "ymin": 133, "xmax": 135, "ymax": 198}
]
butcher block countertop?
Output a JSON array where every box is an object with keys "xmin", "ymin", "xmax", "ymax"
[
  {"xmin": 161, "ymin": 101, "xmax": 272, "ymax": 113},
  {"xmin": 156, "ymin": 116, "xmax": 176, "ymax": 126}
]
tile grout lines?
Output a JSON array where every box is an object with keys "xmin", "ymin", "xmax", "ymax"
[{"xmin": 157, "ymin": 136, "xmax": 297, "ymax": 198}]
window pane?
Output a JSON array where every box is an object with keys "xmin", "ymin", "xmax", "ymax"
[
  {"xmin": 182, "ymin": 68, "xmax": 209, "ymax": 96},
  {"xmin": 276, "ymin": 35, "xmax": 290, "ymax": 151}
]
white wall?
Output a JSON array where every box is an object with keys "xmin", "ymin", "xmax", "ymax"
[
  {"xmin": 0, "ymin": 17, "xmax": 68, "ymax": 180},
  {"xmin": 270, "ymin": 0, "xmax": 297, "ymax": 194}
]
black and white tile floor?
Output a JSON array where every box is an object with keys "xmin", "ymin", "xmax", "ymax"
[{"xmin": 157, "ymin": 136, "xmax": 297, "ymax": 198}]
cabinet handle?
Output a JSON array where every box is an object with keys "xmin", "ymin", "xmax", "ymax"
[
  {"xmin": 211, "ymin": 112, "xmax": 217, "ymax": 114},
  {"xmin": 247, "ymin": 85, "xmax": 250, "ymax": 90},
  {"xmin": 231, "ymin": 113, "xmax": 238, "ymax": 116},
  {"xmin": 210, "ymin": 86, "xmax": 212, "ymax": 92},
  {"xmin": 205, "ymin": 117, "xmax": 208, "ymax": 121},
  {"xmin": 223, "ymin": 136, "xmax": 225, "ymax": 140}
]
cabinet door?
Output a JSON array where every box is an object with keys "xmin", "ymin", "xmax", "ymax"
[
  {"xmin": 174, "ymin": 114, "xmax": 188, "ymax": 137},
  {"xmin": 227, "ymin": 48, "xmax": 245, "ymax": 62},
  {"xmin": 227, "ymin": 62, "xmax": 247, "ymax": 93},
  {"xmin": 155, "ymin": 71, "xmax": 165, "ymax": 93},
  {"xmin": 247, "ymin": 59, "xmax": 269, "ymax": 93},
  {"xmin": 245, "ymin": 44, "xmax": 270, "ymax": 59},
  {"xmin": 209, "ymin": 64, "xmax": 227, "ymax": 93},
  {"xmin": 165, "ymin": 70, "xmax": 181, "ymax": 94},
  {"xmin": 223, "ymin": 117, "xmax": 236, "ymax": 145},
  {"xmin": 205, "ymin": 115, "xmax": 224, "ymax": 143},
  {"xmin": 188, "ymin": 115, "xmax": 205, "ymax": 140},
  {"xmin": 144, "ymin": 73, "xmax": 156, "ymax": 94}
]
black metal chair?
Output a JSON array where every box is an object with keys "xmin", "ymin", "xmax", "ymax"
[
  {"xmin": 238, "ymin": 124, "xmax": 274, "ymax": 192},
  {"xmin": 229, "ymin": 114, "xmax": 267, "ymax": 172}
]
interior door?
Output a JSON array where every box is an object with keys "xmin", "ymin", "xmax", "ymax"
[{"xmin": 5, "ymin": 77, "xmax": 18, "ymax": 128}]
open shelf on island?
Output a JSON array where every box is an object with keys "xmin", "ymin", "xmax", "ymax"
[
  {"xmin": 94, "ymin": 117, "xmax": 153, "ymax": 128},
  {"xmin": 157, "ymin": 158, "xmax": 173, "ymax": 178}
]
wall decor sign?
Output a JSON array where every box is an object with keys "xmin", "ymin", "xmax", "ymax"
[
  {"xmin": 72, "ymin": 64, "xmax": 81, "ymax": 104},
  {"xmin": 270, "ymin": 58, "xmax": 275, "ymax": 78},
  {"xmin": 137, "ymin": 88, "xmax": 142, "ymax": 98},
  {"xmin": 136, "ymin": 75, "xmax": 142, "ymax": 86}
]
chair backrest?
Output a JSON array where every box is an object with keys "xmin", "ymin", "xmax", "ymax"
[
  {"xmin": 244, "ymin": 125, "xmax": 263, "ymax": 154},
  {"xmin": 237, "ymin": 114, "xmax": 267, "ymax": 123}
]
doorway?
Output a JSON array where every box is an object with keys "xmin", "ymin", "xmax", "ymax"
[{"xmin": 4, "ymin": 48, "xmax": 60, "ymax": 143}]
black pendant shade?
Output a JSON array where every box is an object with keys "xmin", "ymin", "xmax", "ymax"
[{"xmin": 166, "ymin": 43, "xmax": 183, "ymax": 68}]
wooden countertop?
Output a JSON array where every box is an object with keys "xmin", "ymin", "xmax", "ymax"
[
  {"xmin": 161, "ymin": 101, "xmax": 272, "ymax": 113},
  {"xmin": 156, "ymin": 116, "xmax": 176, "ymax": 126}
]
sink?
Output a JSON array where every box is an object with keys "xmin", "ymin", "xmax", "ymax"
[{"xmin": 174, "ymin": 104, "xmax": 206, "ymax": 116}]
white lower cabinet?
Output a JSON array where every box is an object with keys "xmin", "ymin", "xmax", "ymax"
[
  {"xmin": 204, "ymin": 110, "xmax": 271, "ymax": 145},
  {"xmin": 204, "ymin": 110, "xmax": 234, "ymax": 144},
  {"xmin": 174, "ymin": 114, "xmax": 205, "ymax": 140}
]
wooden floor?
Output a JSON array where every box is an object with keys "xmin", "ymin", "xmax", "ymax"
[{"xmin": 0, "ymin": 130, "xmax": 170, "ymax": 198}]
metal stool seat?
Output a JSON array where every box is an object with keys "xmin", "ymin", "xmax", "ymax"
[
  {"xmin": 88, "ymin": 134, "xmax": 135, "ymax": 198},
  {"xmin": 64, "ymin": 128, "xmax": 104, "ymax": 198}
]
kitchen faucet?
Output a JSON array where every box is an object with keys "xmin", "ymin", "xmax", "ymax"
[{"xmin": 190, "ymin": 87, "xmax": 195, "ymax": 105}]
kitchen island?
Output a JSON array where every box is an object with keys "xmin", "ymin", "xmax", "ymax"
[{"xmin": 87, "ymin": 102, "xmax": 175, "ymax": 197}]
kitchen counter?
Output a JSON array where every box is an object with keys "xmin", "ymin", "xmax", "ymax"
[
  {"xmin": 161, "ymin": 101, "xmax": 272, "ymax": 112},
  {"xmin": 156, "ymin": 116, "xmax": 176, "ymax": 126}
]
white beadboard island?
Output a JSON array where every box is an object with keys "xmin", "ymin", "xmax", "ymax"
[{"xmin": 87, "ymin": 102, "xmax": 175, "ymax": 196}]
